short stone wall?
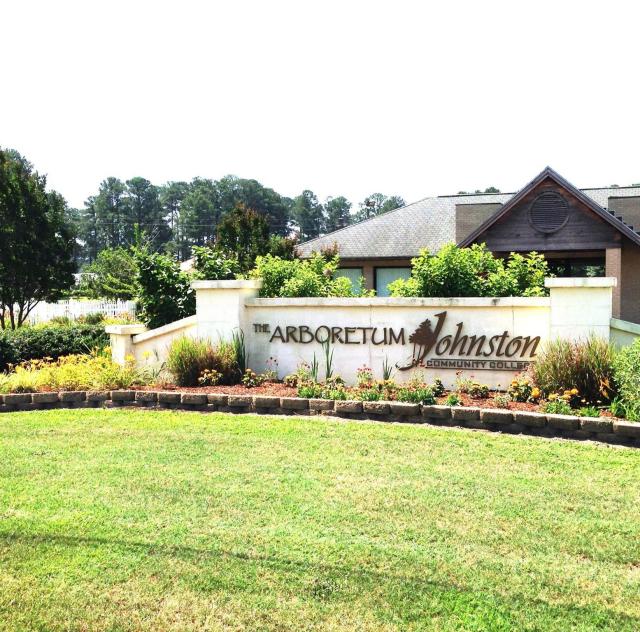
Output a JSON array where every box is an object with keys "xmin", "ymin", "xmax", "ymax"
[{"xmin": 2, "ymin": 391, "xmax": 639, "ymax": 448}]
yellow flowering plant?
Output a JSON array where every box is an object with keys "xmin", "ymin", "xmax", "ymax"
[{"xmin": 0, "ymin": 350, "xmax": 153, "ymax": 393}]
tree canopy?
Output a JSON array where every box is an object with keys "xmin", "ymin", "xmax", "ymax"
[{"xmin": 0, "ymin": 148, "xmax": 76, "ymax": 327}]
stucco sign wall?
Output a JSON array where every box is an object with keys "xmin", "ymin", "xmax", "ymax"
[
  {"xmin": 243, "ymin": 297, "xmax": 550, "ymax": 388},
  {"xmin": 108, "ymin": 278, "xmax": 617, "ymax": 390}
]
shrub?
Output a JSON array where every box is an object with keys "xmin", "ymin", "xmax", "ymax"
[
  {"xmin": 468, "ymin": 382, "xmax": 489, "ymax": 399},
  {"xmin": 388, "ymin": 243, "xmax": 550, "ymax": 298},
  {"xmin": 397, "ymin": 385, "xmax": 435, "ymax": 405},
  {"xmin": 198, "ymin": 368, "xmax": 221, "ymax": 386},
  {"xmin": 79, "ymin": 312, "xmax": 106, "ymax": 325},
  {"xmin": 167, "ymin": 337, "xmax": 239, "ymax": 387},
  {"xmin": 542, "ymin": 399, "xmax": 573, "ymax": 416},
  {"xmin": 135, "ymin": 249, "xmax": 195, "ymax": 329},
  {"xmin": 578, "ymin": 405, "xmax": 600, "ymax": 418},
  {"xmin": 445, "ymin": 393, "xmax": 461, "ymax": 406},
  {"xmin": 297, "ymin": 382, "xmax": 323, "ymax": 399},
  {"xmin": 323, "ymin": 387, "xmax": 348, "ymax": 400},
  {"xmin": 251, "ymin": 252, "xmax": 373, "ymax": 298},
  {"xmin": 0, "ymin": 323, "xmax": 109, "ymax": 371},
  {"xmin": 241, "ymin": 369, "xmax": 265, "ymax": 388},
  {"xmin": 192, "ymin": 246, "xmax": 241, "ymax": 280},
  {"xmin": 455, "ymin": 374, "xmax": 475, "ymax": 394},
  {"xmin": 609, "ymin": 397, "xmax": 640, "ymax": 421},
  {"xmin": 494, "ymin": 393, "xmax": 510, "ymax": 409},
  {"xmin": 357, "ymin": 388, "xmax": 382, "ymax": 401},
  {"xmin": 531, "ymin": 336, "xmax": 615, "ymax": 404},
  {"xmin": 508, "ymin": 375, "xmax": 534, "ymax": 402},
  {"xmin": 612, "ymin": 338, "xmax": 640, "ymax": 420},
  {"xmin": 431, "ymin": 378, "xmax": 445, "ymax": 397}
]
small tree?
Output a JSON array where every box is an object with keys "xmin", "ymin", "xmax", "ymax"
[
  {"xmin": 216, "ymin": 204, "xmax": 271, "ymax": 271},
  {"xmin": 0, "ymin": 149, "xmax": 76, "ymax": 328},
  {"xmin": 80, "ymin": 247, "xmax": 137, "ymax": 300}
]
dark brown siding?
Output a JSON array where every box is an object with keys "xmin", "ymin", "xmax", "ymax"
[
  {"xmin": 609, "ymin": 197, "xmax": 640, "ymax": 234},
  {"xmin": 477, "ymin": 179, "xmax": 621, "ymax": 252},
  {"xmin": 621, "ymin": 239, "xmax": 640, "ymax": 324}
]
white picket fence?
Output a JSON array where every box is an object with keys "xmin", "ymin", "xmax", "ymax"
[{"xmin": 26, "ymin": 299, "xmax": 136, "ymax": 325}]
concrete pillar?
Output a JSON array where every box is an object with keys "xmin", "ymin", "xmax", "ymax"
[
  {"xmin": 105, "ymin": 324, "xmax": 147, "ymax": 365},
  {"xmin": 191, "ymin": 280, "xmax": 262, "ymax": 341},
  {"xmin": 545, "ymin": 277, "xmax": 616, "ymax": 341},
  {"xmin": 605, "ymin": 247, "xmax": 622, "ymax": 318}
]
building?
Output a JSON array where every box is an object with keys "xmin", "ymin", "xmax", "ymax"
[{"xmin": 298, "ymin": 167, "xmax": 640, "ymax": 323}]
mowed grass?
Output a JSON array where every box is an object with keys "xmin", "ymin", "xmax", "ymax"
[{"xmin": 0, "ymin": 410, "xmax": 639, "ymax": 631}]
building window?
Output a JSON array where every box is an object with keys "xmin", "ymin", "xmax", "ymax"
[
  {"xmin": 335, "ymin": 267, "xmax": 364, "ymax": 290},
  {"xmin": 375, "ymin": 267, "xmax": 411, "ymax": 297},
  {"xmin": 547, "ymin": 258, "xmax": 606, "ymax": 277}
]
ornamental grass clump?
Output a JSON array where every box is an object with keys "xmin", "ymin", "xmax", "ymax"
[
  {"xmin": 531, "ymin": 336, "xmax": 615, "ymax": 405},
  {"xmin": 167, "ymin": 337, "xmax": 239, "ymax": 387}
]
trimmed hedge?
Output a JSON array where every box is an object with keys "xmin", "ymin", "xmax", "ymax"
[{"xmin": 0, "ymin": 324, "xmax": 109, "ymax": 371}]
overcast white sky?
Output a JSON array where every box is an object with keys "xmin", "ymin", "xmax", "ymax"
[{"xmin": 2, "ymin": 0, "xmax": 639, "ymax": 209}]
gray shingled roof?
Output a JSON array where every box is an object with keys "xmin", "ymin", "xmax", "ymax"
[{"xmin": 297, "ymin": 185, "xmax": 640, "ymax": 259}]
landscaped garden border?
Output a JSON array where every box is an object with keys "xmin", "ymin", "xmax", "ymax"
[{"xmin": 2, "ymin": 390, "xmax": 639, "ymax": 448}]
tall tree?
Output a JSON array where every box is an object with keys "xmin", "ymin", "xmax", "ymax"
[
  {"xmin": 77, "ymin": 200, "xmax": 99, "ymax": 263},
  {"xmin": 293, "ymin": 190, "xmax": 325, "ymax": 240},
  {"xmin": 91, "ymin": 177, "xmax": 128, "ymax": 249},
  {"xmin": 0, "ymin": 149, "xmax": 76, "ymax": 328},
  {"xmin": 160, "ymin": 181, "xmax": 190, "ymax": 231},
  {"xmin": 215, "ymin": 204, "xmax": 271, "ymax": 271},
  {"xmin": 355, "ymin": 193, "xmax": 405, "ymax": 222},
  {"xmin": 125, "ymin": 177, "xmax": 169, "ymax": 250},
  {"xmin": 215, "ymin": 175, "xmax": 291, "ymax": 236},
  {"xmin": 324, "ymin": 196, "xmax": 352, "ymax": 233},
  {"xmin": 179, "ymin": 177, "xmax": 220, "ymax": 250}
]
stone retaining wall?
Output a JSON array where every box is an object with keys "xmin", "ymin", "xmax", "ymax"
[{"xmin": 1, "ymin": 391, "xmax": 639, "ymax": 448}]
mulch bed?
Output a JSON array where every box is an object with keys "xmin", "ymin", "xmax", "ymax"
[{"xmin": 137, "ymin": 383, "xmax": 616, "ymax": 417}]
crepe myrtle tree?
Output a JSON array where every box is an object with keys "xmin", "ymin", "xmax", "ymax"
[{"xmin": 0, "ymin": 149, "xmax": 76, "ymax": 328}]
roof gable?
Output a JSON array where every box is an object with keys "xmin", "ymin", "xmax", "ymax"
[{"xmin": 458, "ymin": 167, "xmax": 640, "ymax": 248}]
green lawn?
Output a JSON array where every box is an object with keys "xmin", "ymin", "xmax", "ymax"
[{"xmin": 0, "ymin": 411, "xmax": 639, "ymax": 631}]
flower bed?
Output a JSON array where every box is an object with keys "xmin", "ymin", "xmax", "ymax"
[{"xmin": 131, "ymin": 383, "xmax": 620, "ymax": 419}]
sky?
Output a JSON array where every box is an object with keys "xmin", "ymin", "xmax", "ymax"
[{"xmin": 2, "ymin": 0, "xmax": 640, "ymax": 210}]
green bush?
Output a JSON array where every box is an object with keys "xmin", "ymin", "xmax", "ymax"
[
  {"xmin": 357, "ymin": 388, "xmax": 383, "ymax": 401},
  {"xmin": 191, "ymin": 246, "xmax": 241, "ymax": 280},
  {"xmin": 612, "ymin": 338, "xmax": 640, "ymax": 421},
  {"xmin": 396, "ymin": 386, "xmax": 435, "ymax": 405},
  {"xmin": 541, "ymin": 399, "xmax": 573, "ymax": 416},
  {"xmin": 388, "ymin": 243, "xmax": 550, "ymax": 298},
  {"xmin": 135, "ymin": 249, "xmax": 196, "ymax": 329},
  {"xmin": 77, "ymin": 247, "xmax": 137, "ymax": 300},
  {"xmin": 251, "ymin": 252, "xmax": 372, "ymax": 298},
  {"xmin": 0, "ymin": 323, "xmax": 109, "ymax": 371},
  {"xmin": 531, "ymin": 336, "xmax": 615, "ymax": 404},
  {"xmin": 444, "ymin": 393, "xmax": 461, "ymax": 406},
  {"xmin": 166, "ymin": 337, "xmax": 239, "ymax": 387}
]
